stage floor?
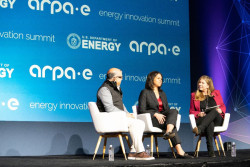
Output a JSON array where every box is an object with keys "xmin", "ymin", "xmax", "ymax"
[{"xmin": 0, "ymin": 150, "xmax": 249, "ymax": 167}]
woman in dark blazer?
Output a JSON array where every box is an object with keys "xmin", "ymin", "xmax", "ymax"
[
  {"xmin": 190, "ymin": 75, "xmax": 226, "ymax": 157},
  {"xmin": 138, "ymin": 71, "xmax": 192, "ymax": 158}
]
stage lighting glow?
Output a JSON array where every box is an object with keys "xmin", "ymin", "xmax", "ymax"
[{"xmin": 215, "ymin": 0, "xmax": 250, "ymax": 144}]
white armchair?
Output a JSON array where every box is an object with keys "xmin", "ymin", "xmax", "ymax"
[
  {"xmin": 132, "ymin": 106, "xmax": 181, "ymax": 158},
  {"xmin": 189, "ymin": 113, "xmax": 230, "ymax": 157},
  {"xmin": 88, "ymin": 102, "xmax": 131, "ymax": 160}
]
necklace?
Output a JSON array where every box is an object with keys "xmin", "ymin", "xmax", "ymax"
[
  {"xmin": 205, "ymin": 95, "xmax": 208, "ymax": 109},
  {"xmin": 154, "ymin": 90, "xmax": 159, "ymax": 99}
]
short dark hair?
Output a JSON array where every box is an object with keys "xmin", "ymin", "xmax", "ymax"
[{"xmin": 145, "ymin": 71, "xmax": 163, "ymax": 91}]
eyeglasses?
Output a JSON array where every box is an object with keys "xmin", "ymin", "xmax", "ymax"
[{"xmin": 115, "ymin": 76, "xmax": 123, "ymax": 79}]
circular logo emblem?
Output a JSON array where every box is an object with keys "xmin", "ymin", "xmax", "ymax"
[{"xmin": 67, "ymin": 33, "xmax": 81, "ymax": 49}]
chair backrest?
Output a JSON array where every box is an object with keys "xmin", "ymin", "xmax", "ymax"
[
  {"xmin": 88, "ymin": 102, "xmax": 100, "ymax": 122},
  {"xmin": 88, "ymin": 102, "xmax": 102, "ymax": 132},
  {"xmin": 88, "ymin": 102, "xmax": 129, "ymax": 133},
  {"xmin": 222, "ymin": 113, "xmax": 230, "ymax": 129}
]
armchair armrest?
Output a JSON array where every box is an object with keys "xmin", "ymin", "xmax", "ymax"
[
  {"xmin": 132, "ymin": 106, "xmax": 137, "ymax": 119},
  {"xmin": 93, "ymin": 111, "xmax": 129, "ymax": 133},
  {"xmin": 176, "ymin": 114, "xmax": 181, "ymax": 131},
  {"xmin": 137, "ymin": 113, "xmax": 162, "ymax": 132},
  {"xmin": 214, "ymin": 113, "xmax": 230, "ymax": 132},
  {"xmin": 189, "ymin": 114, "xmax": 197, "ymax": 129}
]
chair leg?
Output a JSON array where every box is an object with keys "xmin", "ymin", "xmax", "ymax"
[
  {"xmin": 124, "ymin": 135, "xmax": 131, "ymax": 148},
  {"xmin": 194, "ymin": 136, "xmax": 201, "ymax": 157},
  {"xmin": 150, "ymin": 134, "xmax": 154, "ymax": 157},
  {"xmin": 168, "ymin": 139, "xmax": 176, "ymax": 158},
  {"xmin": 118, "ymin": 134, "xmax": 127, "ymax": 160},
  {"xmin": 194, "ymin": 137, "xmax": 199, "ymax": 157},
  {"xmin": 218, "ymin": 134, "xmax": 226, "ymax": 157},
  {"xmin": 154, "ymin": 136, "xmax": 159, "ymax": 158},
  {"xmin": 197, "ymin": 136, "xmax": 202, "ymax": 157},
  {"xmin": 93, "ymin": 135, "xmax": 103, "ymax": 160},
  {"xmin": 214, "ymin": 136, "xmax": 220, "ymax": 156},
  {"xmin": 102, "ymin": 137, "xmax": 107, "ymax": 159}
]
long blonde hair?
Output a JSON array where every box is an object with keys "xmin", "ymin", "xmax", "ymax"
[{"xmin": 195, "ymin": 75, "xmax": 215, "ymax": 101}]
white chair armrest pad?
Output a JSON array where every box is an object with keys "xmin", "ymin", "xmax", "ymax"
[
  {"xmin": 189, "ymin": 114, "xmax": 197, "ymax": 129},
  {"xmin": 93, "ymin": 111, "xmax": 129, "ymax": 133},
  {"xmin": 176, "ymin": 114, "xmax": 181, "ymax": 131},
  {"xmin": 214, "ymin": 113, "xmax": 230, "ymax": 132},
  {"xmin": 137, "ymin": 113, "xmax": 163, "ymax": 133}
]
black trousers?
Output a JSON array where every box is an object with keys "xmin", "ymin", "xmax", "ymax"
[
  {"xmin": 196, "ymin": 109, "xmax": 223, "ymax": 153},
  {"xmin": 151, "ymin": 109, "xmax": 181, "ymax": 147}
]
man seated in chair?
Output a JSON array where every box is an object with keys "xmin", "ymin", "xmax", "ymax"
[{"xmin": 97, "ymin": 68, "xmax": 155, "ymax": 160}]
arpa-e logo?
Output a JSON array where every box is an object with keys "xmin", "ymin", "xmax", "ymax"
[
  {"xmin": 28, "ymin": 0, "xmax": 90, "ymax": 15},
  {"xmin": 29, "ymin": 65, "xmax": 93, "ymax": 81},
  {"xmin": 0, "ymin": 63, "xmax": 14, "ymax": 78},
  {"xmin": 129, "ymin": 40, "xmax": 180, "ymax": 56},
  {"xmin": 1, "ymin": 98, "xmax": 19, "ymax": 111}
]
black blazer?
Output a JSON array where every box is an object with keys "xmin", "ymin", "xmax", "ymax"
[{"xmin": 138, "ymin": 89, "xmax": 170, "ymax": 118}]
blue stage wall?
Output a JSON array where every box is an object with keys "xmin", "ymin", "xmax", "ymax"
[
  {"xmin": 0, "ymin": 0, "xmax": 249, "ymax": 156},
  {"xmin": 0, "ymin": 0, "xmax": 190, "ymax": 122}
]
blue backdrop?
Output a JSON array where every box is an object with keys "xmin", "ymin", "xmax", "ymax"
[{"xmin": 0, "ymin": 0, "xmax": 190, "ymax": 122}]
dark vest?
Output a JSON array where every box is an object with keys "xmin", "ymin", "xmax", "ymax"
[{"xmin": 97, "ymin": 80, "xmax": 124, "ymax": 112}]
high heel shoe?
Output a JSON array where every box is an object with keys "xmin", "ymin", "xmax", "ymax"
[
  {"xmin": 192, "ymin": 127, "xmax": 201, "ymax": 136},
  {"xmin": 163, "ymin": 131, "xmax": 175, "ymax": 140},
  {"xmin": 176, "ymin": 153, "xmax": 194, "ymax": 159}
]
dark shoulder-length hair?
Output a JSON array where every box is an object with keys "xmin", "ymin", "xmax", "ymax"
[{"xmin": 145, "ymin": 71, "xmax": 163, "ymax": 91}]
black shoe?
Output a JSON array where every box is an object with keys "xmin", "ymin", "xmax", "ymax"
[
  {"xmin": 177, "ymin": 153, "xmax": 194, "ymax": 159},
  {"xmin": 192, "ymin": 127, "xmax": 201, "ymax": 136},
  {"xmin": 163, "ymin": 132, "xmax": 175, "ymax": 140}
]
